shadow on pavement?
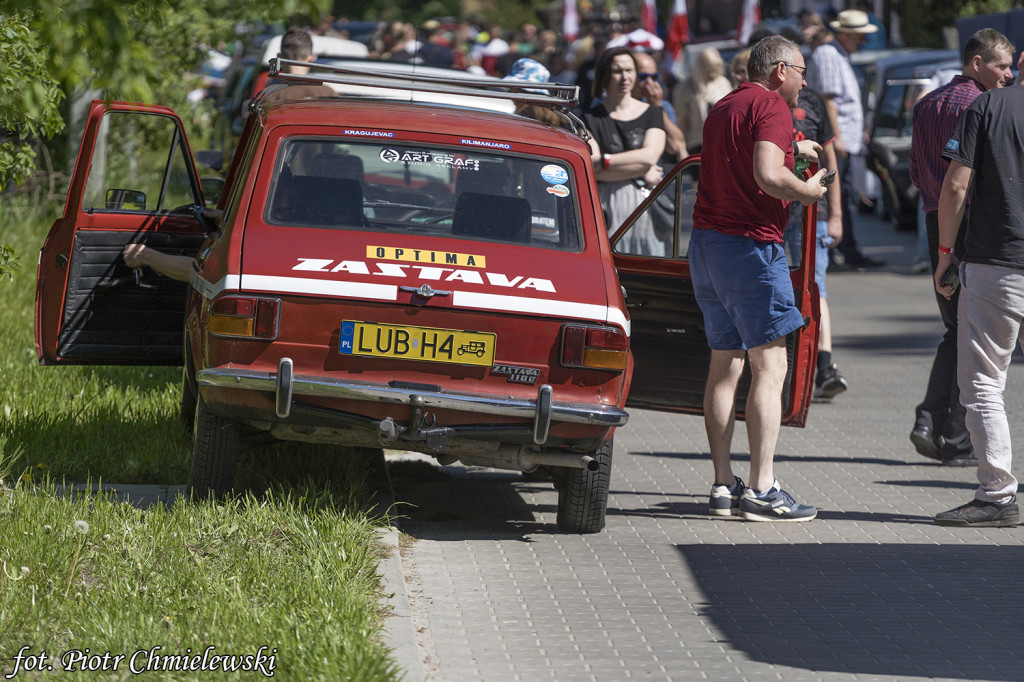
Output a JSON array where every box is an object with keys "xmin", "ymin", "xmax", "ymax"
[
  {"xmin": 833, "ymin": 333, "xmax": 946, "ymax": 353},
  {"xmin": 632, "ymin": 450, "xmax": 920, "ymax": 467},
  {"xmin": 388, "ymin": 458, "xmax": 562, "ymax": 541},
  {"xmin": 676, "ymin": 542, "xmax": 1024, "ymax": 680},
  {"xmin": 607, "ymin": 501, "xmax": 934, "ymax": 525}
]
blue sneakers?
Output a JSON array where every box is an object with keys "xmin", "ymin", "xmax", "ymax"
[
  {"xmin": 739, "ymin": 483, "xmax": 817, "ymax": 522},
  {"xmin": 708, "ymin": 476, "xmax": 745, "ymax": 516}
]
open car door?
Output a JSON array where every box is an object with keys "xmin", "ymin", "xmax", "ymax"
[
  {"xmin": 36, "ymin": 101, "xmax": 208, "ymax": 366},
  {"xmin": 610, "ymin": 156, "xmax": 820, "ymax": 427}
]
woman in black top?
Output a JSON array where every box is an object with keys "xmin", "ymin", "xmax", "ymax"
[{"xmin": 584, "ymin": 47, "xmax": 666, "ymax": 255}]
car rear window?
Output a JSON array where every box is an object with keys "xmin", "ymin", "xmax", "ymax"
[{"xmin": 264, "ymin": 138, "xmax": 581, "ymax": 250}]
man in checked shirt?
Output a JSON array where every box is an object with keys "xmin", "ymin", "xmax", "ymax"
[{"xmin": 908, "ymin": 28, "xmax": 1015, "ymax": 467}]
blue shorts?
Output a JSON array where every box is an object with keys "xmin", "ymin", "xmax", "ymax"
[{"xmin": 689, "ymin": 228, "xmax": 806, "ymax": 351}]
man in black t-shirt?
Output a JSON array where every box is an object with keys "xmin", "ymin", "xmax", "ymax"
[{"xmin": 932, "ymin": 78, "xmax": 1024, "ymax": 528}]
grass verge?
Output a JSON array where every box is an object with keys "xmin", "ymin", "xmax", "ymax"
[
  {"xmin": 0, "ymin": 476, "xmax": 399, "ymax": 680},
  {"xmin": 0, "ymin": 195, "xmax": 401, "ymax": 680}
]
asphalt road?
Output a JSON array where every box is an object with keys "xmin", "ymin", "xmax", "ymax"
[{"xmin": 385, "ymin": 209, "xmax": 1024, "ymax": 682}]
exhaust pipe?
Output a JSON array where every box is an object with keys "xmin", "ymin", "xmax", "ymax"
[
  {"xmin": 520, "ymin": 450, "xmax": 598, "ymax": 472},
  {"xmin": 451, "ymin": 445, "xmax": 598, "ymax": 472}
]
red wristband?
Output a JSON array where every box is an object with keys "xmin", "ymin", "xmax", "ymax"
[
  {"xmin": 938, "ymin": 245, "xmax": 952, "ymax": 255},
  {"xmin": 602, "ymin": 154, "xmax": 611, "ymax": 170}
]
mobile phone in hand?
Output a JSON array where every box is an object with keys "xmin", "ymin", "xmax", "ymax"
[
  {"xmin": 820, "ymin": 169, "xmax": 837, "ymax": 186},
  {"xmin": 939, "ymin": 263, "xmax": 960, "ymax": 291}
]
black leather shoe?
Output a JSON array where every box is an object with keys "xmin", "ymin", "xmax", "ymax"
[
  {"xmin": 941, "ymin": 452, "xmax": 978, "ymax": 467},
  {"xmin": 910, "ymin": 424, "xmax": 942, "ymax": 460}
]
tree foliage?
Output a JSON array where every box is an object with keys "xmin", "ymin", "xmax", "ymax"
[
  {"xmin": 896, "ymin": 0, "xmax": 1018, "ymax": 49},
  {"xmin": 1, "ymin": 0, "xmax": 329, "ymax": 179},
  {"xmin": 0, "ymin": 13, "xmax": 64, "ymax": 192}
]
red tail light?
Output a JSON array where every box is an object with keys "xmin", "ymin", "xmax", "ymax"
[
  {"xmin": 560, "ymin": 324, "xmax": 629, "ymax": 371},
  {"xmin": 208, "ymin": 296, "xmax": 280, "ymax": 340}
]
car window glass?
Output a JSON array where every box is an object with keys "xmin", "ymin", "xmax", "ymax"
[
  {"xmin": 82, "ymin": 112, "xmax": 200, "ymax": 213},
  {"xmin": 612, "ymin": 163, "xmax": 699, "ymax": 259},
  {"xmin": 874, "ymin": 84, "xmax": 908, "ymax": 138},
  {"xmin": 264, "ymin": 139, "xmax": 582, "ymax": 251}
]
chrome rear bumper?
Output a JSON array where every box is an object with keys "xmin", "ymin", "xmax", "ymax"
[{"xmin": 197, "ymin": 362, "xmax": 629, "ymax": 444}]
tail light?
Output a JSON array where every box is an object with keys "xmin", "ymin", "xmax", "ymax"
[
  {"xmin": 560, "ymin": 324, "xmax": 629, "ymax": 371},
  {"xmin": 207, "ymin": 296, "xmax": 280, "ymax": 339}
]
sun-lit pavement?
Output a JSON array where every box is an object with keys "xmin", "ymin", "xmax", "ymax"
[{"xmin": 386, "ymin": 210, "xmax": 1024, "ymax": 682}]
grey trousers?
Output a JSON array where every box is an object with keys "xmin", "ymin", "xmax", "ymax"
[{"xmin": 958, "ymin": 263, "xmax": 1024, "ymax": 503}]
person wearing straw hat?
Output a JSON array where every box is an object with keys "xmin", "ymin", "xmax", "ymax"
[{"xmin": 807, "ymin": 9, "xmax": 882, "ymax": 270}]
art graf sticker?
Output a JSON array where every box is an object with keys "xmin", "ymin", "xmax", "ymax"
[
  {"xmin": 546, "ymin": 184, "xmax": 570, "ymax": 198},
  {"xmin": 540, "ymin": 164, "xmax": 569, "ymax": 185}
]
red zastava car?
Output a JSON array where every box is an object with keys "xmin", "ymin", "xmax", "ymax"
[{"xmin": 36, "ymin": 61, "xmax": 820, "ymax": 533}]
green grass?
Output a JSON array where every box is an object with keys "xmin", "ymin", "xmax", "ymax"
[
  {"xmin": 0, "ymin": 198, "xmax": 191, "ymax": 483},
  {"xmin": 0, "ymin": 196, "xmax": 401, "ymax": 680}
]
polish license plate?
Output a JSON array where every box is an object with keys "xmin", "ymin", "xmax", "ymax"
[{"xmin": 339, "ymin": 321, "xmax": 496, "ymax": 367}]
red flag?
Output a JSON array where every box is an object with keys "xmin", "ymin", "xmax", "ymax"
[
  {"xmin": 641, "ymin": 0, "xmax": 657, "ymax": 35},
  {"xmin": 563, "ymin": 0, "xmax": 579, "ymax": 43},
  {"xmin": 666, "ymin": 0, "xmax": 690, "ymax": 59},
  {"xmin": 737, "ymin": 0, "xmax": 761, "ymax": 46}
]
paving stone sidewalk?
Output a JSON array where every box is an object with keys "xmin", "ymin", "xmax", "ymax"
[{"xmin": 386, "ymin": 215, "xmax": 1024, "ymax": 682}]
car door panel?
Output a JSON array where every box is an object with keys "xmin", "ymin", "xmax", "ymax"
[
  {"xmin": 56, "ymin": 228, "xmax": 205, "ymax": 364},
  {"xmin": 611, "ymin": 157, "xmax": 819, "ymax": 427},
  {"xmin": 36, "ymin": 101, "xmax": 206, "ymax": 366}
]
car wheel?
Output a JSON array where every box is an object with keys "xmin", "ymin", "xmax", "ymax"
[
  {"xmin": 189, "ymin": 394, "xmax": 241, "ymax": 498},
  {"xmin": 556, "ymin": 438, "xmax": 613, "ymax": 534}
]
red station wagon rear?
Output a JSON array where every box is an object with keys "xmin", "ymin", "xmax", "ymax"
[{"xmin": 35, "ymin": 61, "xmax": 822, "ymax": 533}]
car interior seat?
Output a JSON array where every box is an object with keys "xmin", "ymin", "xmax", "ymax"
[
  {"xmin": 454, "ymin": 160, "xmax": 515, "ymax": 197},
  {"xmin": 310, "ymin": 153, "xmax": 364, "ymax": 182},
  {"xmin": 452, "ymin": 192, "xmax": 531, "ymax": 243},
  {"xmin": 279, "ymin": 176, "xmax": 365, "ymax": 227}
]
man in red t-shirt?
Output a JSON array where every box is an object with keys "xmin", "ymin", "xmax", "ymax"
[{"xmin": 692, "ymin": 35, "xmax": 827, "ymax": 523}]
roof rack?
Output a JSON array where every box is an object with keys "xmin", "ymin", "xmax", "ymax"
[{"xmin": 261, "ymin": 58, "xmax": 588, "ymax": 137}]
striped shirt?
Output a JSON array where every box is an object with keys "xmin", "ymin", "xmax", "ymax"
[
  {"xmin": 909, "ymin": 75, "xmax": 985, "ymax": 212},
  {"xmin": 807, "ymin": 41, "xmax": 865, "ymax": 156}
]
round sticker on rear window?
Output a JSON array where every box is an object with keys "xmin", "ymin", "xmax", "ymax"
[
  {"xmin": 546, "ymin": 184, "xmax": 570, "ymax": 198},
  {"xmin": 540, "ymin": 164, "xmax": 569, "ymax": 185}
]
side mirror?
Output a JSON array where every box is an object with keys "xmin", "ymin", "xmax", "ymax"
[
  {"xmin": 105, "ymin": 188, "xmax": 146, "ymax": 210},
  {"xmin": 195, "ymin": 150, "xmax": 224, "ymax": 173},
  {"xmin": 200, "ymin": 176, "xmax": 225, "ymax": 207}
]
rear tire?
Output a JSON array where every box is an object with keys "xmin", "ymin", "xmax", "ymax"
[
  {"xmin": 556, "ymin": 438, "xmax": 613, "ymax": 534},
  {"xmin": 189, "ymin": 395, "xmax": 241, "ymax": 498}
]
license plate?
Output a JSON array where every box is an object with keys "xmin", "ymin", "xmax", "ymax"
[{"xmin": 339, "ymin": 321, "xmax": 496, "ymax": 367}]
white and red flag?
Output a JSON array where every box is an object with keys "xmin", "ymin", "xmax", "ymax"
[
  {"xmin": 563, "ymin": 0, "xmax": 579, "ymax": 43},
  {"xmin": 641, "ymin": 0, "xmax": 658, "ymax": 35},
  {"xmin": 665, "ymin": 0, "xmax": 690, "ymax": 60},
  {"xmin": 737, "ymin": 0, "xmax": 761, "ymax": 46}
]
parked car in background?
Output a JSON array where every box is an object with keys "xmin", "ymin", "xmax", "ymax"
[
  {"xmin": 865, "ymin": 56, "xmax": 960, "ymax": 230},
  {"xmin": 35, "ymin": 62, "xmax": 821, "ymax": 533},
  {"xmin": 855, "ymin": 48, "xmax": 958, "ymax": 134}
]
